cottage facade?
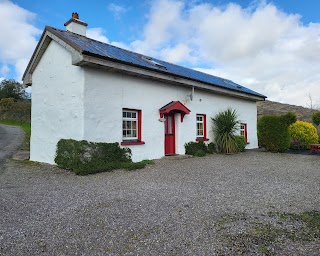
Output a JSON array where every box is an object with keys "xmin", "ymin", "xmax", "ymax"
[{"xmin": 23, "ymin": 14, "xmax": 266, "ymax": 164}]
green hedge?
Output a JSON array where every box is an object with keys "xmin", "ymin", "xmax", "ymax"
[
  {"xmin": 312, "ymin": 112, "xmax": 320, "ymax": 126},
  {"xmin": 235, "ymin": 135, "xmax": 246, "ymax": 152},
  {"xmin": 207, "ymin": 142, "xmax": 217, "ymax": 153},
  {"xmin": 282, "ymin": 112, "xmax": 297, "ymax": 125},
  {"xmin": 257, "ymin": 114, "xmax": 291, "ymax": 152},
  {"xmin": 184, "ymin": 141, "xmax": 217, "ymax": 156},
  {"xmin": 55, "ymin": 139, "xmax": 153, "ymax": 175},
  {"xmin": 185, "ymin": 141, "xmax": 208, "ymax": 156}
]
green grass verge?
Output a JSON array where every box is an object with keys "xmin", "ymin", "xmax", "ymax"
[
  {"xmin": 215, "ymin": 211, "xmax": 320, "ymax": 255},
  {"xmin": 0, "ymin": 119, "xmax": 30, "ymax": 150}
]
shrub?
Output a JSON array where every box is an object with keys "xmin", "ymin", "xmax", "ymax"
[
  {"xmin": 194, "ymin": 150, "xmax": 206, "ymax": 157},
  {"xmin": 0, "ymin": 98, "xmax": 31, "ymax": 122},
  {"xmin": 282, "ymin": 112, "xmax": 297, "ymax": 125},
  {"xmin": 207, "ymin": 142, "xmax": 216, "ymax": 154},
  {"xmin": 312, "ymin": 112, "xmax": 320, "ymax": 126},
  {"xmin": 235, "ymin": 135, "xmax": 246, "ymax": 152},
  {"xmin": 123, "ymin": 160, "xmax": 155, "ymax": 171},
  {"xmin": 185, "ymin": 141, "xmax": 207, "ymax": 156},
  {"xmin": 257, "ymin": 114, "xmax": 291, "ymax": 152},
  {"xmin": 288, "ymin": 121, "xmax": 319, "ymax": 149},
  {"xmin": 55, "ymin": 139, "xmax": 152, "ymax": 175},
  {"xmin": 212, "ymin": 108, "xmax": 240, "ymax": 154}
]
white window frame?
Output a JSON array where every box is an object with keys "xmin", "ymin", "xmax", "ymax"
[
  {"xmin": 196, "ymin": 114, "xmax": 204, "ymax": 137},
  {"xmin": 240, "ymin": 123, "xmax": 247, "ymax": 142},
  {"xmin": 122, "ymin": 110, "xmax": 138, "ymax": 140}
]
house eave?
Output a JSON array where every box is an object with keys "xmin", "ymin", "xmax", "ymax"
[{"xmin": 22, "ymin": 26, "xmax": 84, "ymax": 87}]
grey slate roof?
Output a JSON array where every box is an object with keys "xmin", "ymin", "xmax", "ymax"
[{"xmin": 46, "ymin": 26, "xmax": 267, "ymax": 99}]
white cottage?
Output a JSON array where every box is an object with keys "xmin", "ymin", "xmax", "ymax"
[{"xmin": 23, "ymin": 13, "xmax": 266, "ymax": 164}]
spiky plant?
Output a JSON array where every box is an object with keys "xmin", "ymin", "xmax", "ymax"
[{"xmin": 212, "ymin": 108, "xmax": 240, "ymax": 154}]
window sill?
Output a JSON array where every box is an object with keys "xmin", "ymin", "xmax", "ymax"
[
  {"xmin": 121, "ymin": 141, "xmax": 145, "ymax": 146},
  {"xmin": 196, "ymin": 137, "xmax": 209, "ymax": 142}
]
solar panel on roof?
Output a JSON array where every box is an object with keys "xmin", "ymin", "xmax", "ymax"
[{"xmin": 49, "ymin": 26, "xmax": 266, "ymax": 99}]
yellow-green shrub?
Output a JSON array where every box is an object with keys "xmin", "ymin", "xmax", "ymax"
[{"xmin": 289, "ymin": 121, "xmax": 319, "ymax": 148}]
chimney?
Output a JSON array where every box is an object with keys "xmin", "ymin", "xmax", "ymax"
[{"xmin": 64, "ymin": 12, "xmax": 88, "ymax": 36}]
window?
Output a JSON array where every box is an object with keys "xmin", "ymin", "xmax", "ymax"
[
  {"xmin": 240, "ymin": 123, "xmax": 248, "ymax": 143},
  {"xmin": 196, "ymin": 114, "xmax": 209, "ymax": 141},
  {"xmin": 121, "ymin": 109, "xmax": 145, "ymax": 145}
]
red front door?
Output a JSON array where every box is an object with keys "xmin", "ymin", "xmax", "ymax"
[{"xmin": 164, "ymin": 114, "xmax": 176, "ymax": 155}]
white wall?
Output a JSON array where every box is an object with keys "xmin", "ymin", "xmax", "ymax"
[
  {"xmin": 30, "ymin": 41, "xmax": 85, "ymax": 164},
  {"xmin": 31, "ymin": 42, "xmax": 259, "ymax": 164},
  {"xmin": 83, "ymin": 67, "xmax": 259, "ymax": 162}
]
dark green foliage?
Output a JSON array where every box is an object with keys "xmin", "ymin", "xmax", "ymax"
[
  {"xmin": 282, "ymin": 112, "xmax": 297, "ymax": 125},
  {"xmin": 312, "ymin": 112, "xmax": 320, "ymax": 126},
  {"xmin": 123, "ymin": 160, "xmax": 155, "ymax": 171},
  {"xmin": 194, "ymin": 150, "xmax": 206, "ymax": 157},
  {"xmin": 212, "ymin": 108, "xmax": 240, "ymax": 154},
  {"xmin": 55, "ymin": 139, "xmax": 152, "ymax": 175},
  {"xmin": 0, "ymin": 98, "xmax": 31, "ymax": 122},
  {"xmin": 207, "ymin": 142, "xmax": 216, "ymax": 153},
  {"xmin": 257, "ymin": 114, "xmax": 291, "ymax": 152},
  {"xmin": 0, "ymin": 79, "xmax": 28, "ymax": 100},
  {"xmin": 185, "ymin": 141, "xmax": 208, "ymax": 156},
  {"xmin": 235, "ymin": 135, "xmax": 246, "ymax": 152}
]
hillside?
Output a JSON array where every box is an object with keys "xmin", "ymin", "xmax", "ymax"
[{"xmin": 257, "ymin": 100, "xmax": 319, "ymax": 122}]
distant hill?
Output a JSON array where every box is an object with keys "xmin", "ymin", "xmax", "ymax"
[{"xmin": 257, "ymin": 100, "xmax": 319, "ymax": 122}]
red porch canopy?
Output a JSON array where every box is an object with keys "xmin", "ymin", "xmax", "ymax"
[{"xmin": 159, "ymin": 101, "xmax": 191, "ymax": 122}]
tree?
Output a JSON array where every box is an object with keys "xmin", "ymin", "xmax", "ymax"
[
  {"xmin": 306, "ymin": 93, "xmax": 318, "ymax": 110},
  {"xmin": 0, "ymin": 79, "xmax": 27, "ymax": 100},
  {"xmin": 312, "ymin": 112, "xmax": 320, "ymax": 126}
]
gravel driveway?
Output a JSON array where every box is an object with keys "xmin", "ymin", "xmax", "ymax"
[
  {"xmin": 1, "ymin": 150, "xmax": 320, "ymax": 255},
  {"xmin": 0, "ymin": 124, "xmax": 24, "ymax": 171}
]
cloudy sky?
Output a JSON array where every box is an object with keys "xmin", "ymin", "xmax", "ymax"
[{"xmin": 0, "ymin": 0, "xmax": 319, "ymax": 107}]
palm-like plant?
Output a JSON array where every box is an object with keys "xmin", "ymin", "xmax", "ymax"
[{"xmin": 212, "ymin": 108, "xmax": 240, "ymax": 154}]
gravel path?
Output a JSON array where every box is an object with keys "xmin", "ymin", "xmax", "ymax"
[
  {"xmin": 1, "ymin": 151, "xmax": 320, "ymax": 255},
  {"xmin": 0, "ymin": 124, "xmax": 24, "ymax": 171}
]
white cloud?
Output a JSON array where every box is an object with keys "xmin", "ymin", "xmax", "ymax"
[
  {"xmin": 107, "ymin": 3, "xmax": 127, "ymax": 19},
  {"xmin": 0, "ymin": 65, "xmax": 9, "ymax": 75},
  {"xmin": 87, "ymin": 28, "xmax": 130, "ymax": 51},
  {"xmin": 129, "ymin": 0, "xmax": 320, "ymax": 107},
  {"xmin": 130, "ymin": 0, "xmax": 187, "ymax": 55},
  {"xmin": 87, "ymin": 28, "xmax": 110, "ymax": 43},
  {"xmin": 160, "ymin": 43, "xmax": 197, "ymax": 64},
  {"xmin": 0, "ymin": 0, "xmax": 41, "ymax": 81}
]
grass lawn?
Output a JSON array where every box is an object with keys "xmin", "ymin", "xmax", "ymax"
[{"xmin": 0, "ymin": 120, "xmax": 30, "ymax": 150}]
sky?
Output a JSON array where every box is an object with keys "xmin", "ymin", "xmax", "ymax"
[{"xmin": 0, "ymin": 0, "xmax": 320, "ymax": 107}]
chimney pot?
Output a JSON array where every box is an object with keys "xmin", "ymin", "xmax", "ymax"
[{"xmin": 72, "ymin": 12, "xmax": 79, "ymax": 19}]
